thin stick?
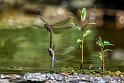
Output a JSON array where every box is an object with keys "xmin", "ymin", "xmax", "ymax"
[
  {"xmin": 50, "ymin": 30, "xmax": 54, "ymax": 72},
  {"xmin": 50, "ymin": 30, "xmax": 52, "ymax": 48},
  {"xmin": 38, "ymin": 16, "xmax": 55, "ymax": 72}
]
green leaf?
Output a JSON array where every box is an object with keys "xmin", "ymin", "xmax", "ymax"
[
  {"xmin": 99, "ymin": 52, "xmax": 102, "ymax": 60},
  {"xmin": 104, "ymin": 49, "xmax": 113, "ymax": 52},
  {"xmin": 104, "ymin": 41, "xmax": 113, "ymax": 46},
  {"xmin": 83, "ymin": 30, "xmax": 92, "ymax": 38},
  {"xmin": 71, "ymin": 23, "xmax": 81, "ymax": 30},
  {"xmin": 77, "ymin": 39, "xmax": 82, "ymax": 43},
  {"xmin": 98, "ymin": 36, "xmax": 102, "ymax": 43},
  {"xmin": 80, "ymin": 8, "xmax": 87, "ymax": 22},
  {"xmin": 96, "ymin": 36, "xmax": 103, "ymax": 47},
  {"xmin": 79, "ymin": 45, "xmax": 82, "ymax": 48}
]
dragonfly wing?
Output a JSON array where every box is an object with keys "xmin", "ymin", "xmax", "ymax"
[
  {"xmin": 33, "ymin": 16, "xmax": 48, "ymax": 29},
  {"xmin": 52, "ymin": 17, "xmax": 73, "ymax": 34},
  {"xmin": 62, "ymin": 46, "xmax": 75, "ymax": 55},
  {"xmin": 52, "ymin": 25, "xmax": 72, "ymax": 34},
  {"xmin": 55, "ymin": 46, "xmax": 75, "ymax": 62},
  {"xmin": 55, "ymin": 55, "xmax": 74, "ymax": 62},
  {"xmin": 52, "ymin": 17, "xmax": 72, "ymax": 27},
  {"xmin": 33, "ymin": 24, "xmax": 44, "ymax": 28}
]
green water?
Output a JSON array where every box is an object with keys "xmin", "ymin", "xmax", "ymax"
[{"xmin": 0, "ymin": 26, "xmax": 123, "ymax": 73}]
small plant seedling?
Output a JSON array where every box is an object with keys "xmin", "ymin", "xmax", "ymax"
[
  {"xmin": 72, "ymin": 8, "xmax": 96, "ymax": 69},
  {"xmin": 96, "ymin": 36, "xmax": 113, "ymax": 72}
]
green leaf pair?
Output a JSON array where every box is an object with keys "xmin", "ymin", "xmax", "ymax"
[
  {"xmin": 96, "ymin": 36, "xmax": 103, "ymax": 48},
  {"xmin": 80, "ymin": 8, "xmax": 87, "ymax": 22},
  {"xmin": 77, "ymin": 30, "xmax": 92, "ymax": 43},
  {"xmin": 96, "ymin": 36, "xmax": 113, "ymax": 48}
]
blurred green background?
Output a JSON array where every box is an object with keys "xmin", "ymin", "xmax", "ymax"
[{"xmin": 0, "ymin": 0, "xmax": 124, "ymax": 73}]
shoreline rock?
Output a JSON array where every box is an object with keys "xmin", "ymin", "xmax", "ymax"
[{"xmin": 0, "ymin": 73, "xmax": 124, "ymax": 83}]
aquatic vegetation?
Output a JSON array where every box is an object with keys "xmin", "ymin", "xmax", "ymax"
[
  {"xmin": 55, "ymin": 67, "xmax": 124, "ymax": 77},
  {"xmin": 72, "ymin": 8, "xmax": 96, "ymax": 69},
  {"xmin": 96, "ymin": 36, "xmax": 113, "ymax": 72},
  {"xmin": 57, "ymin": 67, "xmax": 77, "ymax": 75}
]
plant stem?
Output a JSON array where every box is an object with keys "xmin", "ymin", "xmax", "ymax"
[
  {"xmin": 80, "ymin": 22, "xmax": 84, "ymax": 69},
  {"xmin": 81, "ymin": 32, "xmax": 84, "ymax": 68},
  {"xmin": 101, "ymin": 48, "xmax": 105, "ymax": 71}
]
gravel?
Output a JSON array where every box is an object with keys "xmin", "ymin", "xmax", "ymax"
[{"xmin": 0, "ymin": 73, "xmax": 124, "ymax": 83}]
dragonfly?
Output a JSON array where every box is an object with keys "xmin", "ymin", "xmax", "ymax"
[
  {"xmin": 34, "ymin": 16, "xmax": 73, "ymax": 72},
  {"xmin": 34, "ymin": 16, "xmax": 73, "ymax": 34}
]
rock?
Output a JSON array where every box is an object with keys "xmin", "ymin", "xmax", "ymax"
[
  {"xmin": 23, "ymin": 73, "xmax": 48, "ymax": 81},
  {"xmin": 14, "ymin": 80, "xmax": 27, "ymax": 83},
  {"xmin": 0, "ymin": 73, "xmax": 124, "ymax": 83},
  {"xmin": 0, "ymin": 79, "xmax": 10, "ymax": 83}
]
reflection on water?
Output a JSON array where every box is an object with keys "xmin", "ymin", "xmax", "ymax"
[{"xmin": 0, "ymin": 26, "xmax": 124, "ymax": 73}]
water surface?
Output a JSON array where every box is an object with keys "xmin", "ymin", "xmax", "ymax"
[{"xmin": 0, "ymin": 26, "xmax": 123, "ymax": 73}]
